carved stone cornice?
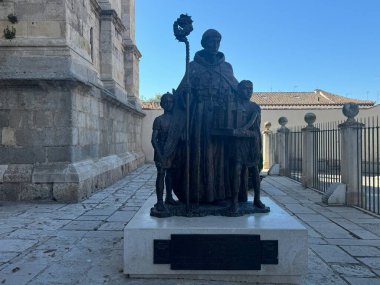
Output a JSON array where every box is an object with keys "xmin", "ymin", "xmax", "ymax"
[
  {"xmin": 100, "ymin": 10, "xmax": 126, "ymax": 34},
  {"xmin": 123, "ymin": 43, "xmax": 141, "ymax": 59}
]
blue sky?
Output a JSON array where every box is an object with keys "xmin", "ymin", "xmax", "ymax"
[{"xmin": 136, "ymin": 0, "xmax": 380, "ymax": 103}]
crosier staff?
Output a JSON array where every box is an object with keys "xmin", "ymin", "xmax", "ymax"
[{"xmin": 173, "ymin": 14, "xmax": 193, "ymax": 212}]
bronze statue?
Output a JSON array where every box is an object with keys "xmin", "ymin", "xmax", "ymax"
[
  {"xmin": 174, "ymin": 29, "xmax": 239, "ymax": 205},
  {"xmin": 150, "ymin": 16, "xmax": 270, "ymax": 217},
  {"xmin": 151, "ymin": 92, "xmax": 180, "ymax": 217},
  {"xmin": 230, "ymin": 80, "xmax": 268, "ymax": 213}
]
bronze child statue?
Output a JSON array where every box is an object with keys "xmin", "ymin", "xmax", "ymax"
[
  {"xmin": 230, "ymin": 80, "xmax": 269, "ymax": 214},
  {"xmin": 151, "ymin": 92, "xmax": 180, "ymax": 216}
]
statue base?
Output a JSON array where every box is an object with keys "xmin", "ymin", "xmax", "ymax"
[{"xmin": 124, "ymin": 196, "xmax": 308, "ymax": 284}]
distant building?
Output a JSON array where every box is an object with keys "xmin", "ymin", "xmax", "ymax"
[
  {"xmin": 141, "ymin": 89, "xmax": 375, "ymax": 110},
  {"xmin": 253, "ymin": 89, "xmax": 374, "ymax": 109}
]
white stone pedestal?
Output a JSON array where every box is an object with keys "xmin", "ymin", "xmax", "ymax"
[{"xmin": 124, "ymin": 197, "xmax": 308, "ymax": 284}]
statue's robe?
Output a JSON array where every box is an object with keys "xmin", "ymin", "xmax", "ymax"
[{"xmin": 168, "ymin": 49, "xmax": 239, "ymax": 203}]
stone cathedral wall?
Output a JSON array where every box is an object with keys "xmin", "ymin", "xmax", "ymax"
[{"xmin": 0, "ymin": 0, "xmax": 144, "ymax": 202}]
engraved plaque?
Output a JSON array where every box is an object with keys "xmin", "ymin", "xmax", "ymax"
[
  {"xmin": 154, "ymin": 234, "xmax": 278, "ymax": 270},
  {"xmin": 170, "ymin": 234, "xmax": 261, "ymax": 270}
]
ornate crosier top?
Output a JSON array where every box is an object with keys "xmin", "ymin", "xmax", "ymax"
[{"xmin": 173, "ymin": 14, "xmax": 193, "ymax": 42}]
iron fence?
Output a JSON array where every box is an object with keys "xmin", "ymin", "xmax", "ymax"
[
  {"xmin": 287, "ymin": 127, "xmax": 302, "ymax": 182},
  {"xmin": 311, "ymin": 122, "xmax": 341, "ymax": 192},
  {"xmin": 358, "ymin": 117, "xmax": 380, "ymax": 215}
]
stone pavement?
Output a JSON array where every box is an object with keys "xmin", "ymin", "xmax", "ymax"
[{"xmin": 0, "ymin": 164, "xmax": 379, "ymax": 285}]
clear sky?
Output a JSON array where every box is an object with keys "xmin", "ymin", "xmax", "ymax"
[{"xmin": 135, "ymin": 0, "xmax": 380, "ymax": 103}]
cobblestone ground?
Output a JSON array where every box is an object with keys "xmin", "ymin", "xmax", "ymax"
[{"xmin": 0, "ymin": 164, "xmax": 379, "ymax": 285}]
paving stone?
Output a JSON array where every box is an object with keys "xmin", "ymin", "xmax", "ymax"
[
  {"xmin": 297, "ymin": 213, "xmax": 330, "ymax": 222},
  {"xmin": 359, "ymin": 223, "xmax": 380, "ymax": 236},
  {"xmin": 0, "ymin": 260, "xmax": 48, "ymax": 285},
  {"xmin": 359, "ymin": 257, "xmax": 380, "ymax": 269},
  {"xmin": 341, "ymin": 246, "xmax": 380, "ymax": 257},
  {"xmin": 107, "ymin": 210, "xmax": 136, "ymax": 222},
  {"xmin": 62, "ymin": 220, "xmax": 103, "ymax": 231},
  {"xmin": 30, "ymin": 261, "xmax": 92, "ymax": 285},
  {"xmin": 84, "ymin": 207, "xmax": 118, "ymax": 216},
  {"xmin": 0, "ymin": 252, "xmax": 20, "ymax": 263},
  {"xmin": 325, "ymin": 238, "xmax": 380, "ymax": 247},
  {"xmin": 307, "ymin": 249, "xmax": 334, "ymax": 274},
  {"xmin": 351, "ymin": 218, "xmax": 380, "ymax": 224},
  {"xmin": 310, "ymin": 244, "xmax": 359, "ymax": 263},
  {"xmin": 76, "ymin": 215, "xmax": 109, "ymax": 221},
  {"xmin": 342, "ymin": 277, "xmax": 380, "ymax": 285},
  {"xmin": 348, "ymin": 228, "xmax": 380, "ymax": 240},
  {"xmin": 331, "ymin": 218, "xmax": 364, "ymax": 230},
  {"xmin": 97, "ymin": 221, "xmax": 126, "ymax": 231},
  {"xmin": 331, "ymin": 263, "xmax": 375, "ymax": 277},
  {"xmin": 306, "ymin": 221, "xmax": 353, "ymax": 239},
  {"xmin": 7, "ymin": 229, "xmax": 56, "ymax": 239},
  {"xmin": 308, "ymin": 237, "xmax": 328, "ymax": 244},
  {"xmin": 0, "ymin": 239, "xmax": 38, "ymax": 252},
  {"xmin": 320, "ymin": 211, "xmax": 344, "ymax": 218},
  {"xmin": 302, "ymin": 273, "xmax": 349, "ymax": 285}
]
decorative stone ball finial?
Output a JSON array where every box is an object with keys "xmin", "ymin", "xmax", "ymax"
[
  {"xmin": 304, "ymin": 112, "xmax": 316, "ymax": 127},
  {"xmin": 264, "ymin": 121, "xmax": 271, "ymax": 131},
  {"xmin": 278, "ymin": 117, "xmax": 288, "ymax": 128},
  {"xmin": 342, "ymin": 102, "xmax": 359, "ymax": 123}
]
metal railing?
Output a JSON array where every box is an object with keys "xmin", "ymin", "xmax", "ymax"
[
  {"xmin": 358, "ymin": 116, "xmax": 380, "ymax": 215},
  {"xmin": 311, "ymin": 122, "xmax": 341, "ymax": 192},
  {"xmin": 287, "ymin": 127, "xmax": 302, "ymax": 182}
]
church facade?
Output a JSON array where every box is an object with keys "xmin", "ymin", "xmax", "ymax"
[{"xmin": 0, "ymin": 0, "xmax": 144, "ymax": 201}]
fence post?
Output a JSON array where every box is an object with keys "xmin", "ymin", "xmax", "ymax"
[
  {"xmin": 277, "ymin": 117, "xmax": 290, "ymax": 176},
  {"xmin": 338, "ymin": 103, "xmax": 364, "ymax": 206},
  {"xmin": 262, "ymin": 122, "xmax": 272, "ymax": 170},
  {"xmin": 301, "ymin": 113, "xmax": 318, "ymax": 188}
]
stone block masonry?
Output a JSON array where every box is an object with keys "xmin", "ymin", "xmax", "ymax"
[{"xmin": 0, "ymin": 0, "xmax": 144, "ymax": 202}]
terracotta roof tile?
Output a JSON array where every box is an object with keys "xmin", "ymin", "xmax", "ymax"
[
  {"xmin": 141, "ymin": 89, "xmax": 375, "ymax": 110},
  {"xmin": 251, "ymin": 89, "xmax": 374, "ymax": 109},
  {"xmin": 141, "ymin": 100, "xmax": 161, "ymax": 110}
]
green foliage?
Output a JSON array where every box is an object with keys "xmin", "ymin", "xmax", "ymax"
[{"xmin": 153, "ymin": 94, "xmax": 162, "ymax": 100}]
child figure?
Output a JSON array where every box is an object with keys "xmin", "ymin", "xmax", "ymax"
[
  {"xmin": 151, "ymin": 92, "xmax": 179, "ymax": 215},
  {"xmin": 230, "ymin": 80, "xmax": 269, "ymax": 213}
]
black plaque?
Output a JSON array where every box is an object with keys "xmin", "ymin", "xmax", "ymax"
[
  {"xmin": 261, "ymin": 240, "xmax": 278, "ymax": 264},
  {"xmin": 154, "ymin": 234, "xmax": 278, "ymax": 270},
  {"xmin": 154, "ymin": 240, "xmax": 171, "ymax": 264}
]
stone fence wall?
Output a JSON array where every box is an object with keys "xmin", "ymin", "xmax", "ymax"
[{"xmin": 264, "ymin": 103, "xmax": 380, "ymax": 215}]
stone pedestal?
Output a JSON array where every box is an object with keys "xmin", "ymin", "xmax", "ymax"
[
  {"xmin": 277, "ymin": 117, "xmax": 290, "ymax": 176},
  {"xmin": 124, "ymin": 197, "xmax": 308, "ymax": 284},
  {"xmin": 262, "ymin": 122, "xmax": 272, "ymax": 170},
  {"xmin": 301, "ymin": 113, "xmax": 319, "ymax": 188},
  {"xmin": 339, "ymin": 121, "xmax": 364, "ymax": 206}
]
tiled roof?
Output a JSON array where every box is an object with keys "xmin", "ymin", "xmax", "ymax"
[
  {"xmin": 141, "ymin": 89, "xmax": 375, "ymax": 110},
  {"xmin": 252, "ymin": 89, "xmax": 374, "ymax": 109},
  {"xmin": 141, "ymin": 100, "xmax": 161, "ymax": 110}
]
